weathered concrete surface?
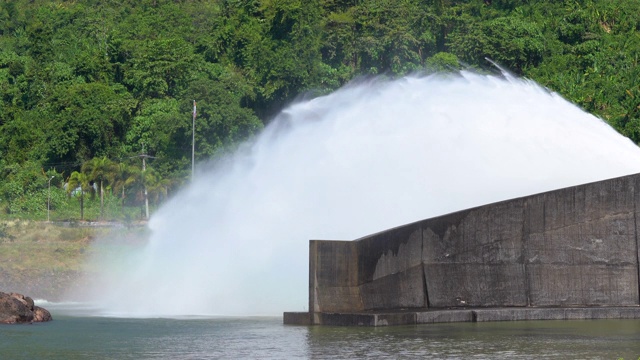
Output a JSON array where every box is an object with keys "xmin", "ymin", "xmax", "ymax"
[
  {"xmin": 524, "ymin": 175, "xmax": 639, "ymax": 307},
  {"xmin": 422, "ymin": 199, "xmax": 528, "ymax": 308},
  {"xmin": 309, "ymin": 240, "xmax": 361, "ymax": 313},
  {"xmin": 286, "ymin": 172, "xmax": 640, "ymax": 326},
  {"xmin": 283, "ymin": 312, "xmax": 311, "ymax": 325}
]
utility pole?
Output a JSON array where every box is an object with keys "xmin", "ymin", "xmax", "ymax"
[
  {"xmin": 192, "ymin": 100, "xmax": 196, "ymax": 180},
  {"xmin": 138, "ymin": 144, "xmax": 155, "ymax": 220},
  {"xmin": 142, "ymin": 150, "xmax": 149, "ymax": 220},
  {"xmin": 47, "ymin": 175, "xmax": 54, "ymax": 222}
]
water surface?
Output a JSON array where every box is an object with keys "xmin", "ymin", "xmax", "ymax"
[{"xmin": 3, "ymin": 307, "xmax": 640, "ymax": 359}]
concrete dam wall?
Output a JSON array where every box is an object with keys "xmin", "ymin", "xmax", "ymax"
[{"xmin": 285, "ymin": 173, "xmax": 640, "ymax": 326}]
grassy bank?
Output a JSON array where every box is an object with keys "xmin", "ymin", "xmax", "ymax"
[{"xmin": 0, "ymin": 220, "xmax": 148, "ymax": 301}]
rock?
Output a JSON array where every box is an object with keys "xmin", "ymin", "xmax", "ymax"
[
  {"xmin": 0, "ymin": 291, "xmax": 52, "ymax": 324},
  {"xmin": 32, "ymin": 306, "xmax": 52, "ymax": 322},
  {"xmin": 10, "ymin": 292, "xmax": 35, "ymax": 309}
]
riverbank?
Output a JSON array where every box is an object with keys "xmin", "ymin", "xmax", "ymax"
[{"xmin": 0, "ymin": 220, "xmax": 149, "ymax": 301}]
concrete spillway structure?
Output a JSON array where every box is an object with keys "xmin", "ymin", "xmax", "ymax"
[{"xmin": 284, "ymin": 172, "xmax": 640, "ymax": 326}]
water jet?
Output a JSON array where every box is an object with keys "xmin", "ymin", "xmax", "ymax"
[{"xmin": 80, "ymin": 71, "xmax": 640, "ymax": 317}]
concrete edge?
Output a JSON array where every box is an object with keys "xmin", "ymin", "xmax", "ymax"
[{"xmin": 283, "ymin": 306, "xmax": 640, "ymax": 326}]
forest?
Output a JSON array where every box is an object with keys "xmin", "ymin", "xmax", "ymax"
[{"xmin": 1, "ymin": 0, "xmax": 640, "ymax": 221}]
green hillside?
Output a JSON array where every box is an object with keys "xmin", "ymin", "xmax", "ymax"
[{"xmin": 1, "ymin": 0, "xmax": 639, "ymax": 220}]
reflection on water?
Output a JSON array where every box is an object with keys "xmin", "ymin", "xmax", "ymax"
[
  {"xmin": 306, "ymin": 320, "xmax": 640, "ymax": 359},
  {"xmin": 2, "ymin": 310, "xmax": 640, "ymax": 359}
]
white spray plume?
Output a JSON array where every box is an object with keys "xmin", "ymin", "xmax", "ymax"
[{"xmin": 82, "ymin": 71, "xmax": 640, "ymax": 316}]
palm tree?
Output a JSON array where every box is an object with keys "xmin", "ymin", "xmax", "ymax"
[
  {"xmin": 67, "ymin": 171, "xmax": 93, "ymax": 221},
  {"xmin": 112, "ymin": 162, "xmax": 137, "ymax": 208},
  {"xmin": 83, "ymin": 157, "xmax": 117, "ymax": 219},
  {"xmin": 130, "ymin": 164, "xmax": 156, "ymax": 220},
  {"xmin": 147, "ymin": 173, "xmax": 173, "ymax": 206}
]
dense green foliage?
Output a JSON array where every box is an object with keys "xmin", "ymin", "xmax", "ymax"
[{"xmin": 1, "ymin": 0, "xmax": 640, "ymax": 220}]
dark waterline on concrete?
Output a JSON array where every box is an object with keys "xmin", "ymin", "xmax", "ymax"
[{"xmin": 286, "ymin": 306, "xmax": 640, "ymax": 326}]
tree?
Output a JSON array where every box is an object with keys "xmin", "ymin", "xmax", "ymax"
[
  {"xmin": 67, "ymin": 171, "xmax": 93, "ymax": 221},
  {"xmin": 183, "ymin": 65, "xmax": 263, "ymax": 161},
  {"xmin": 44, "ymin": 82, "xmax": 136, "ymax": 165},
  {"xmin": 447, "ymin": 16, "xmax": 544, "ymax": 73},
  {"xmin": 125, "ymin": 98, "xmax": 182, "ymax": 167},
  {"xmin": 425, "ymin": 52, "xmax": 460, "ymax": 72},
  {"xmin": 112, "ymin": 162, "xmax": 137, "ymax": 208},
  {"xmin": 129, "ymin": 162, "xmax": 156, "ymax": 219},
  {"xmin": 4, "ymin": 0, "xmax": 640, "ymax": 222},
  {"xmin": 82, "ymin": 156, "xmax": 117, "ymax": 219},
  {"xmin": 146, "ymin": 169, "xmax": 172, "ymax": 206}
]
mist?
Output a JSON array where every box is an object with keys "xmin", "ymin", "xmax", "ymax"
[{"xmin": 78, "ymin": 71, "xmax": 640, "ymax": 316}]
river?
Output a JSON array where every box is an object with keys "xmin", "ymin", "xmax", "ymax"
[{"xmin": 2, "ymin": 303, "xmax": 639, "ymax": 359}]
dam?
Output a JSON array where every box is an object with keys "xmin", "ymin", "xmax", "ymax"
[{"xmin": 284, "ymin": 172, "xmax": 640, "ymax": 326}]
